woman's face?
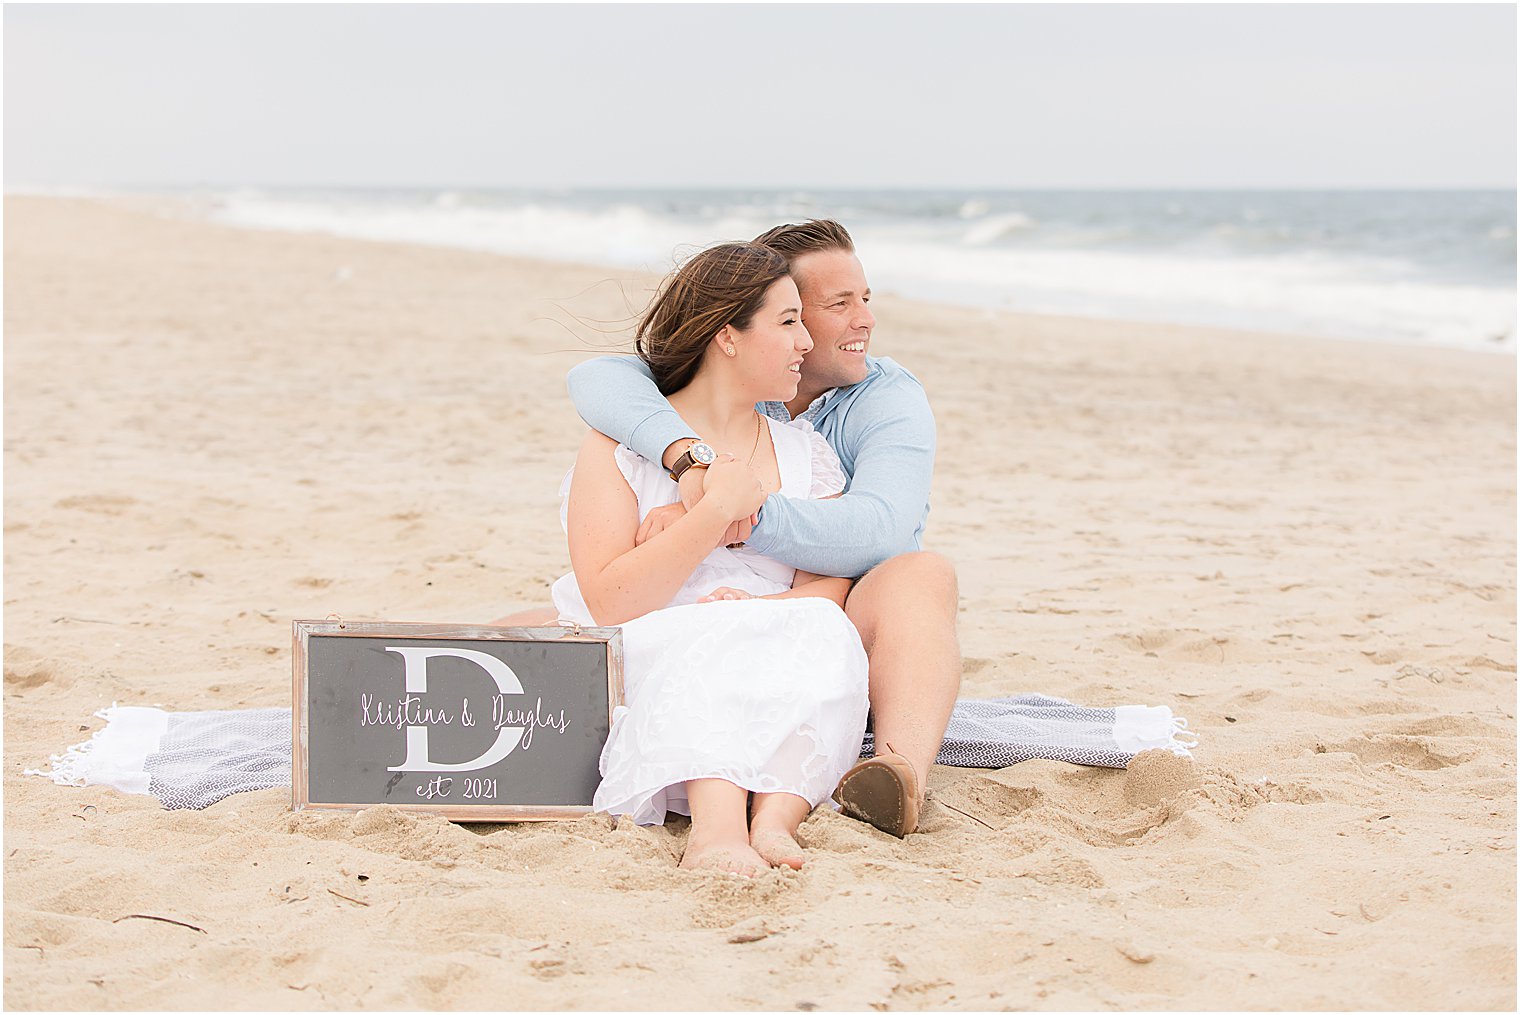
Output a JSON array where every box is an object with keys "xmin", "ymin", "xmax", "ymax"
[{"xmin": 729, "ymin": 276, "xmax": 813, "ymax": 401}]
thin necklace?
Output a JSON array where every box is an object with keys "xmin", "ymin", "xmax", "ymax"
[{"xmin": 745, "ymin": 411, "xmax": 764, "ymax": 465}]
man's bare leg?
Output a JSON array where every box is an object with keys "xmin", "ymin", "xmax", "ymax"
[
  {"xmin": 489, "ymin": 606, "xmax": 559, "ymax": 626},
  {"xmin": 839, "ymin": 551, "xmax": 961, "ymax": 833}
]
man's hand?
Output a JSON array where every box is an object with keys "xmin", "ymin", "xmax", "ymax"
[
  {"xmin": 697, "ymin": 586, "xmax": 756, "ymax": 603},
  {"xmin": 722, "ymin": 513, "xmax": 757, "ymax": 548}
]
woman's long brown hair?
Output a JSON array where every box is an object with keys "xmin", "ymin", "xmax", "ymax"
[{"xmin": 635, "ymin": 243, "xmax": 789, "ymax": 395}]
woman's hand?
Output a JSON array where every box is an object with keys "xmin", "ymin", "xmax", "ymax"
[
  {"xmin": 697, "ymin": 586, "xmax": 756, "ymax": 603},
  {"xmin": 701, "ymin": 454, "xmax": 768, "ymax": 522},
  {"xmin": 636, "ymin": 503, "xmax": 758, "ymax": 548},
  {"xmin": 635, "ymin": 502, "xmax": 686, "ymax": 545},
  {"xmin": 673, "ymin": 459, "xmax": 754, "ymax": 544}
]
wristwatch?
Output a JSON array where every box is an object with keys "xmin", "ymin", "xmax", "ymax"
[{"xmin": 669, "ymin": 441, "xmax": 716, "ymax": 482}]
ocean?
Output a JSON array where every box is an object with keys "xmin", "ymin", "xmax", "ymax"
[{"xmin": 200, "ymin": 187, "xmax": 1516, "ymax": 352}]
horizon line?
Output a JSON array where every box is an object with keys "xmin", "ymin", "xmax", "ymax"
[{"xmin": 7, "ymin": 182, "xmax": 1517, "ymax": 195}]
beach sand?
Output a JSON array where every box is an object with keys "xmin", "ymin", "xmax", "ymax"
[{"xmin": 4, "ymin": 196, "xmax": 1514, "ymax": 1010}]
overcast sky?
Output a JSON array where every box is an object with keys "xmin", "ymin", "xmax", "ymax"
[{"xmin": 5, "ymin": 3, "xmax": 1515, "ymax": 190}]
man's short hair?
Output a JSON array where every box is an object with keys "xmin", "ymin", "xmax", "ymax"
[{"xmin": 752, "ymin": 219, "xmax": 855, "ymax": 265}]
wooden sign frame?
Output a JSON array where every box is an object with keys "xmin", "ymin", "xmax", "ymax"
[{"xmin": 292, "ymin": 619, "xmax": 623, "ymax": 822}]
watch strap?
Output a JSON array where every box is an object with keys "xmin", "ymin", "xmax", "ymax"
[{"xmin": 669, "ymin": 444, "xmax": 711, "ymax": 482}]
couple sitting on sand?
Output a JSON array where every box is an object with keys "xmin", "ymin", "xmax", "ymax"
[{"xmin": 501, "ymin": 220, "xmax": 959, "ymax": 876}]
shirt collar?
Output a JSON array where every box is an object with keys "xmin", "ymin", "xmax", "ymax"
[{"xmin": 761, "ymin": 388, "xmax": 838, "ymax": 424}]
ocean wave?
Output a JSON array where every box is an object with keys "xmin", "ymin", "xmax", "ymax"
[
  {"xmin": 867, "ymin": 241, "xmax": 1515, "ymax": 349},
  {"xmin": 203, "ymin": 189, "xmax": 1516, "ymax": 352},
  {"xmin": 962, "ymin": 213, "xmax": 1036, "ymax": 246}
]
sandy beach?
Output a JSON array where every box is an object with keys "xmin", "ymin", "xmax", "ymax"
[{"xmin": 4, "ymin": 195, "xmax": 1514, "ymax": 1010}]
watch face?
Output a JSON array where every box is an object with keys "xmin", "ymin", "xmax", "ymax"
[{"xmin": 692, "ymin": 443, "xmax": 717, "ymax": 465}]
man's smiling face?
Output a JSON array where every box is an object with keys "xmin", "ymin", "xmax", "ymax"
[{"xmin": 790, "ymin": 248, "xmax": 875, "ymax": 402}]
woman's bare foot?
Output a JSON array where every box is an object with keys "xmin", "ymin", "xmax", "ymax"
[
  {"xmin": 750, "ymin": 827, "xmax": 805, "ymax": 870},
  {"xmin": 680, "ymin": 837, "xmax": 769, "ymax": 877}
]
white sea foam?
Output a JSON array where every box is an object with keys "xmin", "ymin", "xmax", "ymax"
[
  {"xmin": 213, "ymin": 192, "xmax": 692, "ymax": 270},
  {"xmin": 204, "ymin": 189, "xmax": 1516, "ymax": 353},
  {"xmin": 962, "ymin": 213, "xmax": 1036, "ymax": 247},
  {"xmin": 866, "ymin": 241, "xmax": 1517, "ymax": 351}
]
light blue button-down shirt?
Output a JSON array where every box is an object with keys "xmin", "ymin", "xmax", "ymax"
[{"xmin": 565, "ymin": 354, "xmax": 936, "ymax": 578}]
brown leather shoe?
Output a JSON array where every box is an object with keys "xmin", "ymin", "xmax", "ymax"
[{"xmin": 833, "ymin": 750, "xmax": 921, "ymax": 838}]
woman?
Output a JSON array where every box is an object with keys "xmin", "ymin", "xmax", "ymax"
[{"xmin": 552, "ymin": 242, "xmax": 869, "ymax": 876}]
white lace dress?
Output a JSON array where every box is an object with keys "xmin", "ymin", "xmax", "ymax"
[{"xmin": 552, "ymin": 417, "xmax": 870, "ymax": 826}]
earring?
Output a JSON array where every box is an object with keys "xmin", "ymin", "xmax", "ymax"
[{"xmin": 725, "ymin": 345, "xmax": 736, "ymax": 357}]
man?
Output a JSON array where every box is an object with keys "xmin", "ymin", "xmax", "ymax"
[{"xmin": 561, "ymin": 220, "xmax": 960, "ymax": 838}]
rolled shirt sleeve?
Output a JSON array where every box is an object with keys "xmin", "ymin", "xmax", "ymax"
[
  {"xmin": 746, "ymin": 369, "xmax": 935, "ymax": 578},
  {"xmin": 565, "ymin": 356, "xmax": 699, "ymax": 466}
]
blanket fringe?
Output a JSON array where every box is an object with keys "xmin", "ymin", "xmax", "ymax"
[
  {"xmin": 24, "ymin": 704, "xmax": 166, "ymax": 795},
  {"xmin": 1170, "ymin": 716, "xmax": 1200, "ymax": 756}
]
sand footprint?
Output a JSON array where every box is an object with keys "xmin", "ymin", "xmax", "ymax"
[
  {"xmin": 935, "ymin": 775, "xmax": 1044, "ymax": 828},
  {"xmin": 1322, "ymin": 733, "xmax": 1472, "ymax": 771},
  {"xmin": 3, "ymin": 645, "xmax": 71, "ymax": 690}
]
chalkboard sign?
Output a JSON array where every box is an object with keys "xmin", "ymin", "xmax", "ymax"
[{"xmin": 292, "ymin": 620, "xmax": 623, "ymax": 821}]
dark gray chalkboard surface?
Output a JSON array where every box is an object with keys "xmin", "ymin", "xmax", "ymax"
[{"xmin": 292, "ymin": 620, "xmax": 623, "ymax": 821}]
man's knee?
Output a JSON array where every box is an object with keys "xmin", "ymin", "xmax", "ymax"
[
  {"xmin": 858, "ymin": 551, "xmax": 958, "ymax": 604},
  {"xmin": 846, "ymin": 551, "xmax": 960, "ymax": 639}
]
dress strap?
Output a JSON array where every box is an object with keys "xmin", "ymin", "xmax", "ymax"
[{"xmin": 766, "ymin": 418, "xmax": 812, "ymax": 497}]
